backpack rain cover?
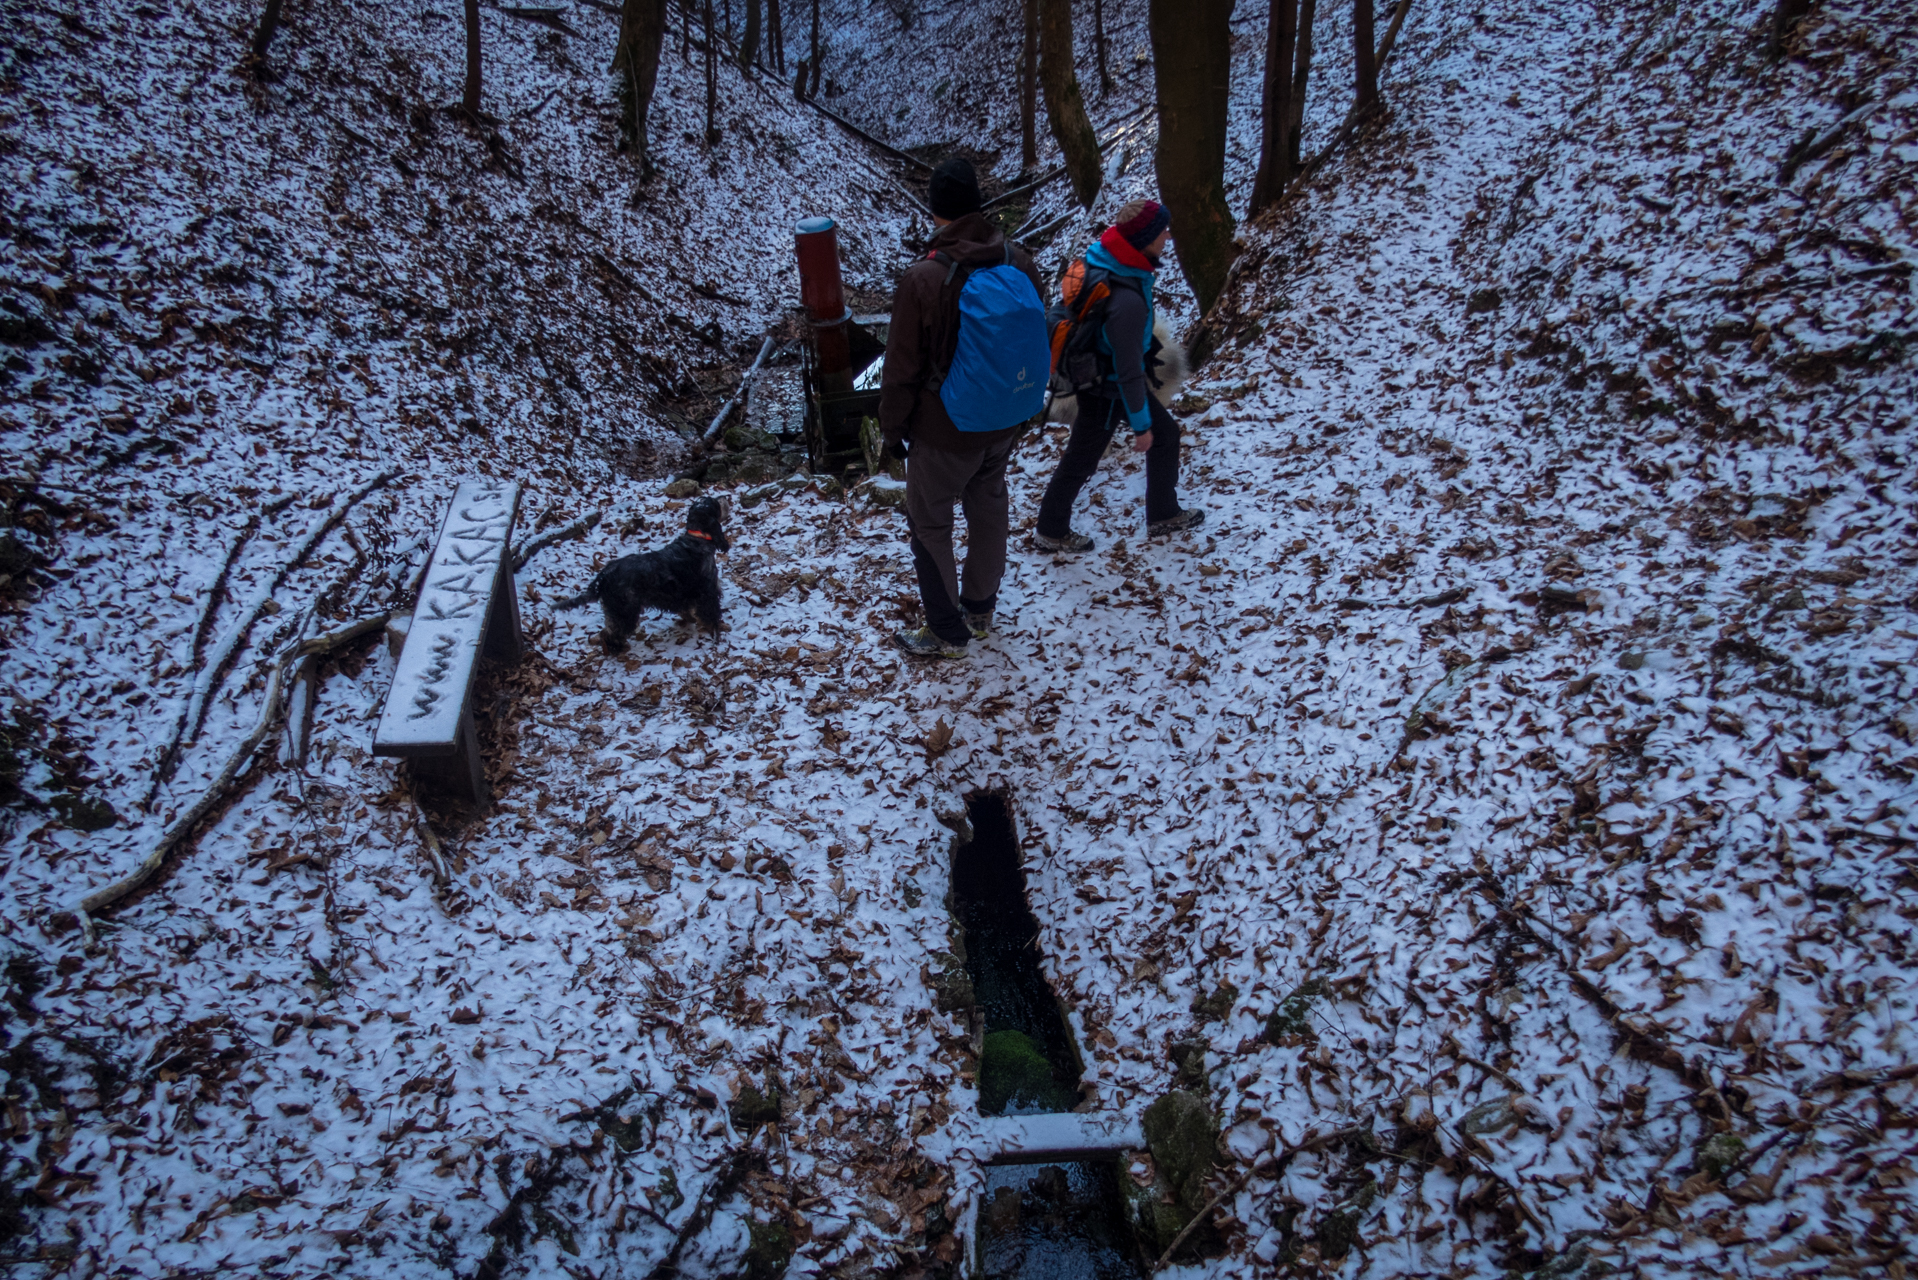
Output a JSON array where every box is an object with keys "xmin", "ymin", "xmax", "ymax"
[{"xmin": 938, "ymin": 262, "xmax": 1050, "ymax": 433}]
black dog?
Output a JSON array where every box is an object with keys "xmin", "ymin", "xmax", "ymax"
[{"xmin": 556, "ymin": 497, "xmax": 730, "ymax": 647}]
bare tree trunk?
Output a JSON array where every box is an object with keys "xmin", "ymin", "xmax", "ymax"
[
  {"xmin": 251, "ymin": 0, "xmax": 283, "ymax": 65},
  {"xmin": 768, "ymin": 0, "xmax": 783, "ymax": 72},
  {"xmin": 615, "ymin": 0, "xmax": 669, "ymax": 170},
  {"xmin": 1038, "ymin": 0, "xmax": 1102, "ymax": 207},
  {"xmin": 1769, "ymin": 0, "xmax": 1812, "ymax": 56},
  {"xmin": 809, "ymin": 0, "xmax": 822, "ymax": 96},
  {"xmin": 1094, "ymin": 0, "xmax": 1111, "ymax": 91},
  {"xmin": 1352, "ymin": 0, "xmax": 1377, "ymax": 117},
  {"xmin": 1248, "ymin": 0, "xmax": 1298, "ymax": 215},
  {"xmin": 1020, "ymin": 0, "xmax": 1039, "ymax": 172},
  {"xmin": 463, "ymin": 0, "xmax": 482, "ymax": 118},
  {"xmin": 740, "ymin": 0, "xmax": 761, "ymax": 73},
  {"xmin": 1287, "ymin": 0, "xmax": 1316, "ymax": 168},
  {"xmin": 704, "ymin": 0, "xmax": 720, "ymax": 144},
  {"xmin": 1149, "ymin": 0, "xmax": 1237, "ymax": 316}
]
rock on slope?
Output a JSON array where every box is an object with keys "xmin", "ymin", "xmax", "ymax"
[{"xmin": 0, "ymin": 0, "xmax": 1913, "ymax": 1277}]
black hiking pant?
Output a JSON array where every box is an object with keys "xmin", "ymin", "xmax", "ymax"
[
  {"xmin": 905, "ymin": 436, "xmax": 1017, "ymax": 645},
  {"xmin": 1035, "ymin": 391, "xmax": 1183, "ymax": 539}
]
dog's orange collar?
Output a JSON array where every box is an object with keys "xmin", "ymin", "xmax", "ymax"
[{"xmin": 686, "ymin": 530, "xmax": 714, "ymax": 541}]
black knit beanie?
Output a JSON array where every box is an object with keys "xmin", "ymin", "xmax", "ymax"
[{"xmin": 928, "ymin": 158, "xmax": 983, "ymax": 220}]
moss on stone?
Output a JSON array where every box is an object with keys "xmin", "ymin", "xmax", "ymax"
[
  {"xmin": 1318, "ymin": 1207, "xmax": 1360, "ymax": 1259},
  {"xmin": 926, "ymin": 951, "xmax": 975, "ymax": 1013},
  {"xmin": 1697, "ymin": 1131, "xmax": 1744, "ymax": 1178},
  {"xmin": 1139, "ymin": 1197, "xmax": 1195, "ymax": 1256},
  {"xmin": 744, "ymin": 1220, "xmax": 793, "ymax": 1280},
  {"xmin": 1189, "ymin": 981, "xmax": 1238, "ymax": 1023},
  {"xmin": 979, "ymin": 1029, "xmax": 1073, "ymax": 1114},
  {"xmin": 1262, "ymin": 977, "xmax": 1327, "ymax": 1042},
  {"xmin": 729, "ymin": 1084, "xmax": 781, "ymax": 1132},
  {"xmin": 1141, "ymin": 1090, "xmax": 1218, "ymax": 1211},
  {"xmin": 1167, "ymin": 1037, "xmax": 1209, "ymax": 1088}
]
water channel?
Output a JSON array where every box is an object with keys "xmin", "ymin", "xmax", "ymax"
[{"xmin": 952, "ymin": 793, "xmax": 1144, "ymax": 1280}]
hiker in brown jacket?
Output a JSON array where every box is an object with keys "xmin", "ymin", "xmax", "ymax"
[{"xmin": 878, "ymin": 158, "xmax": 1046, "ymax": 659}]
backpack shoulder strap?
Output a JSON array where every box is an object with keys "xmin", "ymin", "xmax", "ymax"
[
  {"xmin": 927, "ymin": 250, "xmax": 978, "ymax": 385},
  {"xmin": 928, "ymin": 248, "xmax": 968, "ymax": 287}
]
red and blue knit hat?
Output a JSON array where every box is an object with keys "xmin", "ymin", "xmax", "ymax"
[{"xmin": 1113, "ymin": 199, "xmax": 1171, "ymax": 251}]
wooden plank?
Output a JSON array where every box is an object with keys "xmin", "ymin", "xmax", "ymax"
[{"xmin": 374, "ymin": 481, "xmax": 521, "ymax": 801}]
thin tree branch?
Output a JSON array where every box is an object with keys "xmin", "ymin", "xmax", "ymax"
[
  {"xmin": 800, "ymin": 97, "xmax": 934, "ymax": 172},
  {"xmin": 145, "ymin": 515, "xmax": 261, "ymax": 809},
  {"xmin": 703, "ymin": 335, "xmax": 777, "ymax": 442},
  {"xmin": 78, "ymin": 664, "xmax": 290, "ymax": 923},
  {"xmin": 167, "ymin": 470, "xmax": 397, "ymax": 779},
  {"xmin": 512, "ymin": 510, "xmax": 606, "ymax": 572},
  {"xmin": 1155, "ymin": 1125, "xmax": 1369, "ymax": 1270},
  {"xmin": 77, "ymin": 606, "xmax": 400, "ymax": 923}
]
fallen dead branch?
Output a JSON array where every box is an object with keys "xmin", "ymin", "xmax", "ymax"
[
  {"xmin": 512, "ymin": 509, "xmax": 605, "ymax": 572},
  {"xmin": 1780, "ymin": 99, "xmax": 1876, "ymax": 182},
  {"xmin": 801, "ymin": 98, "xmax": 934, "ymax": 174},
  {"xmin": 1336, "ymin": 585, "xmax": 1468, "ymax": 610},
  {"xmin": 78, "ymin": 661, "xmax": 290, "ymax": 925},
  {"xmin": 1015, "ymin": 209, "xmax": 1077, "ymax": 246},
  {"xmin": 155, "ymin": 469, "xmax": 399, "ymax": 795},
  {"xmin": 75, "ymin": 607, "xmax": 400, "ymax": 922},
  {"xmin": 984, "ymin": 103, "xmax": 1155, "ymax": 211},
  {"xmin": 493, "ymin": 4, "xmax": 579, "ymax": 36},
  {"xmin": 293, "ymin": 609, "xmax": 396, "ymax": 658},
  {"xmin": 146, "ymin": 514, "xmax": 262, "ymax": 808},
  {"xmin": 702, "ymin": 335, "xmax": 777, "ymax": 443},
  {"xmin": 1499, "ymin": 896, "xmax": 1720, "ymax": 1097}
]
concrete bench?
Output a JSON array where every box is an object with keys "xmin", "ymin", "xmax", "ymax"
[{"xmin": 373, "ymin": 480, "xmax": 523, "ymax": 804}]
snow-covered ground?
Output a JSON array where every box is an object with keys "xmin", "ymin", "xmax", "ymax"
[{"xmin": 1, "ymin": 0, "xmax": 1914, "ymax": 1276}]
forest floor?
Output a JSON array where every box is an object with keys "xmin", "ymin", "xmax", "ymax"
[{"xmin": 1, "ymin": 0, "xmax": 1915, "ymax": 1277}]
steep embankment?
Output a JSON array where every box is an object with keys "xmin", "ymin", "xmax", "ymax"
[{"xmin": 0, "ymin": 0, "xmax": 1913, "ymax": 1277}]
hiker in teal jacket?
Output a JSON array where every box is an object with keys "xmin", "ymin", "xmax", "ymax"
[{"xmin": 1034, "ymin": 199, "xmax": 1203, "ymax": 552}]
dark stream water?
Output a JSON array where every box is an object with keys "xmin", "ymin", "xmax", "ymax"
[{"xmin": 953, "ymin": 794, "xmax": 1144, "ymax": 1280}]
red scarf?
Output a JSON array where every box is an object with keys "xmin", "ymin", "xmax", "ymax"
[{"xmin": 1099, "ymin": 225, "xmax": 1157, "ymax": 272}]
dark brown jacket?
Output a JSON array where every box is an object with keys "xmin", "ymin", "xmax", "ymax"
[{"xmin": 877, "ymin": 213, "xmax": 1046, "ymax": 455}]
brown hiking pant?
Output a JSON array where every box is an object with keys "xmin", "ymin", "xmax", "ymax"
[{"xmin": 903, "ymin": 435, "xmax": 1018, "ymax": 644}]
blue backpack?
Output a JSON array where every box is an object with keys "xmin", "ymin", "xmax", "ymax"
[{"xmin": 930, "ymin": 245, "xmax": 1050, "ymax": 432}]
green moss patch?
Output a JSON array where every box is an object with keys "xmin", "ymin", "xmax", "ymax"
[{"xmin": 979, "ymin": 1029, "xmax": 1075, "ymax": 1115}]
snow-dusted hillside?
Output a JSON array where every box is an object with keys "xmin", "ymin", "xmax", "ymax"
[{"xmin": 1, "ymin": 0, "xmax": 1914, "ymax": 1277}]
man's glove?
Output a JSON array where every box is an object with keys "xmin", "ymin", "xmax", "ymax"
[{"xmin": 882, "ymin": 435, "xmax": 909, "ymax": 462}]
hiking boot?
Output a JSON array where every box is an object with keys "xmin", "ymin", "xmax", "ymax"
[
  {"xmin": 892, "ymin": 626, "xmax": 969, "ymax": 659},
  {"xmin": 963, "ymin": 609, "xmax": 994, "ymax": 641},
  {"xmin": 1034, "ymin": 529, "xmax": 1095, "ymax": 553},
  {"xmin": 1148, "ymin": 508, "xmax": 1206, "ymax": 538}
]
